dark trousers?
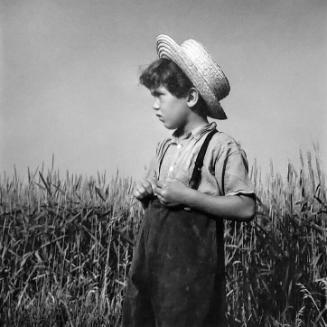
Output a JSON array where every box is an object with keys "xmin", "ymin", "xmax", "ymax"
[{"xmin": 122, "ymin": 197, "xmax": 227, "ymax": 327}]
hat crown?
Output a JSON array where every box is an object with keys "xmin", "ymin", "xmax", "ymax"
[{"xmin": 180, "ymin": 39, "xmax": 230, "ymax": 101}]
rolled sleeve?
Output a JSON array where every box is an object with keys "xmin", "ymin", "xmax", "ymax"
[{"xmin": 215, "ymin": 141, "xmax": 255, "ymax": 197}]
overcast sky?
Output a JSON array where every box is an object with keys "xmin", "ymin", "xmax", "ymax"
[{"xmin": 1, "ymin": 0, "xmax": 326, "ymax": 182}]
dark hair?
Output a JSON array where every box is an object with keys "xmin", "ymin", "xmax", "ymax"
[{"xmin": 139, "ymin": 58, "xmax": 209, "ymax": 118}]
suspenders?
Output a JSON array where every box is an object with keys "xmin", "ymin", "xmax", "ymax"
[
  {"xmin": 157, "ymin": 128, "xmax": 218, "ymax": 190},
  {"xmin": 189, "ymin": 128, "xmax": 225, "ymax": 277},
  {"xmin": 189, "ymin": 129, "xmax": 218, "ymax": 190}
]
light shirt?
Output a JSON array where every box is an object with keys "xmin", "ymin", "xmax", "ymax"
[{"xmin": 145, "ymin": 121, "xmax": 255, "ymax": 197}]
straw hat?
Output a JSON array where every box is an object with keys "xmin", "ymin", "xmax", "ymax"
[{"xmin": 156, "ymin": 34, "xmax": 230, "ymax": 120}]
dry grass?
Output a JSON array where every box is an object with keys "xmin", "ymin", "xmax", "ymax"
[{"xmin": 0, "ymin": 150, "xmax": 326, "ymax": 326}]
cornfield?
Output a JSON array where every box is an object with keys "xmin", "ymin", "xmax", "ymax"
[{"xmin": 0, "ymin": 148, "xmax": 326, "ymax": 326}]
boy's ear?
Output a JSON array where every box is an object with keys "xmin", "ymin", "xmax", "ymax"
[{"xmin": 186, "ymin": 87, "xmax": 200, "ymax": 108}]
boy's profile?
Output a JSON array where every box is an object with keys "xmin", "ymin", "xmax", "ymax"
[{"xmin": 122, "ymin": 34, "xmax": 256, "ymax": 327}]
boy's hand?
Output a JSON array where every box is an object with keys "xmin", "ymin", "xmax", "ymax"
[
  {"xmin": 133, "ymin": 178, "xmax": 157, "ymax": 200},
  {"xmin": 153, "ymin": 178, "xmax": 189, "ymax": 207}
]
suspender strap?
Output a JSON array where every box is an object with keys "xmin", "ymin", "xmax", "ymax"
[
  {"xmin": 189, "ymin": 129, "xmax": 225, "ymax": 277},
  {"xmin": 189, "ymin": 129, "xmax": 217, "ymax": 190}
]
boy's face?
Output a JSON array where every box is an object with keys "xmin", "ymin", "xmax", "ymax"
[{"xmin": 150, "ymin": 85, "xmax": 189, "ymax": 130}]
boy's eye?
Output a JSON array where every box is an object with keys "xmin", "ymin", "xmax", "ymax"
[{"xmin": 151, "ymin": 90, "xmax": 164, "ymax": 97}]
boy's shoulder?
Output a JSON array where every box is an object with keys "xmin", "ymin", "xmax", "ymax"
[
  {"xmin": 209, "ymin": 130, "xmax": 250, "ymax": 172},
  {"xmin": 154, "ymin": 137, "xmax": 172, "ymax": 157},
  {"xmin": 211, "ymin": 130, "xmax": 245, "ymax": 153}
]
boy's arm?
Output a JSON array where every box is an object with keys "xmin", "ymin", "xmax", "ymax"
[
  {"xmin": 139, "ymin": 142, "xmax": 160, "ymax": 209},
  {"xmin": 183, "ymin": 142, "xmax": 256, "ymax": 221},
  {"xmin": 206, "ymin": 141, "xmax": 256, "ymax": 221},
  {"xmin": 138, "ymin": 156, "xmax": 155, "ymax": 210},
  {"xmin": 180, "ymin": 189, "xmax": 256, "ymax": 221}
]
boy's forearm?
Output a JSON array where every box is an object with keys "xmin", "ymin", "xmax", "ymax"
[{"xmin": 181, "ymin": 188, "xmax": 256, "ymax": 221}]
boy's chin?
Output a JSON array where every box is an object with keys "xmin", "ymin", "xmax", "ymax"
[
  {"xmin": 161, "ymin": 121, "xmax": 179, "ymax": 130},
  {"xmin": 160, "ymin": 121, "xmax": 173, "ymax": 129}
]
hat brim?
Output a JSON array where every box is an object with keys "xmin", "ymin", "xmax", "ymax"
[{"xmin": 156, "ymin": 34, "xmax": 228, "ymax": 120}]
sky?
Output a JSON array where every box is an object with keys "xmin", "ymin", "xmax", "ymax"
[{"xmin": 1, "ymin": 0, "xmax": 326, "ymax": 183}]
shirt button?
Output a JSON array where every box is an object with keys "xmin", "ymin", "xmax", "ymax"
[{"xmin": 169, "ymin": 166, "xmax": 174, "ymax": 172}]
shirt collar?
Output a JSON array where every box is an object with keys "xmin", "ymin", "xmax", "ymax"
[{"xmin": 171, "ymin": 121, "xmax": 217, "ymax": 142}]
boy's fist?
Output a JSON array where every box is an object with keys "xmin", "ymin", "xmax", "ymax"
[{"xmin": 133, "ymin": 178, "xmax": 156, "ymax": 200}]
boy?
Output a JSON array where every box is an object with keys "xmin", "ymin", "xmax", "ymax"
[{"xmin": 122, "ymin": 34, "xmax": 256, "ymax": 327}]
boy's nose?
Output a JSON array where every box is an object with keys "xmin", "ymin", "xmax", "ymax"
[{"xmin": 152, "ymin": 99, "xmax": 160, "ymax": 110}]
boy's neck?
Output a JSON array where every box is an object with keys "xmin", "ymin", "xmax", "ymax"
[{"xmin": 173, "ymin": 117, "xmax": 209, "ymax": 140}]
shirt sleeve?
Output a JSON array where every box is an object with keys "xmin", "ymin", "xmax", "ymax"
[
  {"xmin": 143, "ymin": 140, "xmax": 161, "ymax": 185},
  {"xmin": 144, "ymin": 155, "xmax": 157, "ymax": 180},
  {"xmin": 214, "ymin": 140, "xmax": 255, "ymax": 197}
]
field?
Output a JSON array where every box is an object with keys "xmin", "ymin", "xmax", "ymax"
[{"xmin": 0, "ymin": 149, "xmax": 326, "ymax": 326}]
